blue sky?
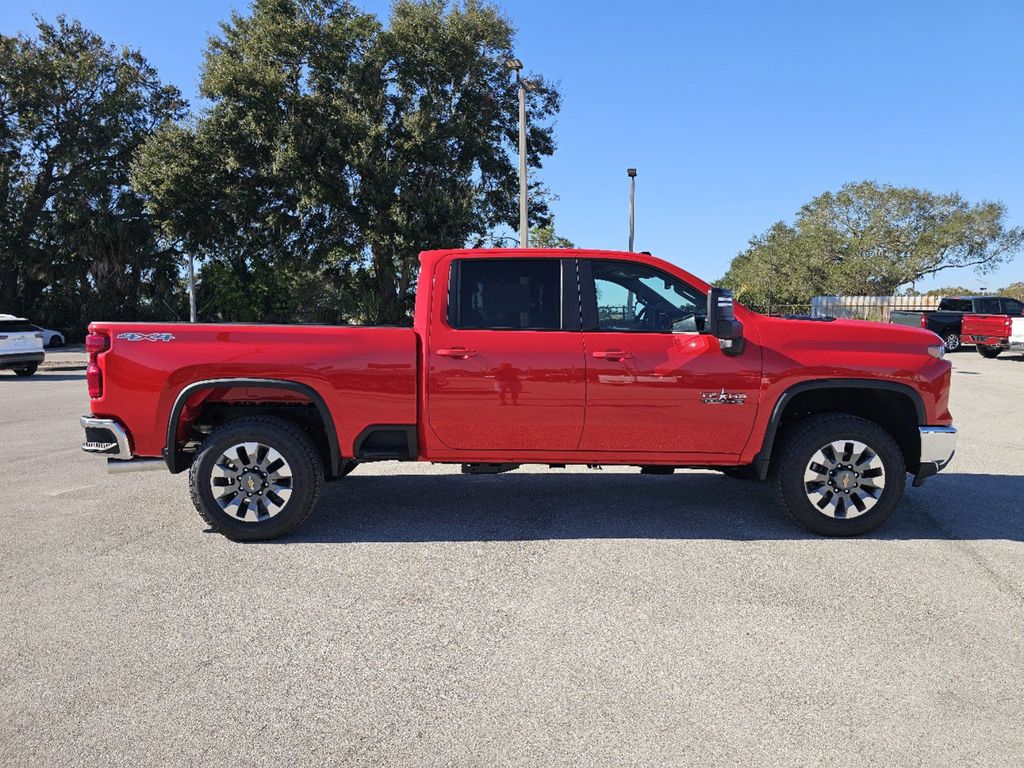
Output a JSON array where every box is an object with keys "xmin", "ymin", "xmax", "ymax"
[{"xmin": 4, "ymin": 0, "xmax": 1024, "ymax": 290}]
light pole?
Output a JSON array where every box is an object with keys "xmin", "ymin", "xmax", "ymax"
[
  {"xmin": 627, "ymin": 168, "xmax": 637, "ymax": 252},
  {"xmin": 187, "ymin": 252, "xmax": 197, "ymax": 323},
  {"xmin": 507, "ymin": 58, "xmax": 528, "ymax": 248}
]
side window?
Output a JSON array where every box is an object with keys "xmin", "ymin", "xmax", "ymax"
[
  {"xmin": 977, "ymin": 298, "xmax": 1001, "ymax": 314},
  {"xmin": 588, "ymin": 260, "xmax": 706, "ymax": 333},
  {"xmin": 939, "ymin": 298, "xmax": 971, "ymax": 312},
  {"xmin": 451, "ymin": 259, "xmax": 561, "ymax": 330},
  {"xmin": 1001, "ymin": 299, "xmax": 1024, "ymax": 316}
]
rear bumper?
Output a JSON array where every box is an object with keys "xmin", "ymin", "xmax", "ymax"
[
  {"xmin": 1010, "ymin": 341, "xmax": 1024, "ymax": 352},
  {"xmin": 81, "ymin": 416, "xmax": 133, "ymax": 459},
  {"xmin": 0, "ymin": 350, "xmax": 44, "ymax": 368},
  {"xmin": 913, "ymin": 425, "xmax": 957, "ymax": 486}
]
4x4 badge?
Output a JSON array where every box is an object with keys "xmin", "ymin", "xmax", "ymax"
[
  {"xmin": 701, "ymin": 388, "xmax": 747, "ymax": 405},
  {"xmin": 116, "ymin": 332, "xmax": 175, "ymax": 342}
]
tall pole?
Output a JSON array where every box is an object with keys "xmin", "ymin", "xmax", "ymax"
[
  {"xmin": 518, "ymin": 73, "xmax": 528, "ymax": 248},
  {"xmin": 627, "ymin": 168, "xmax": 637, "ymax": 252},
  {"xmin": 187, "ymin": 253, "xmax": 197, "ymax": 323}
]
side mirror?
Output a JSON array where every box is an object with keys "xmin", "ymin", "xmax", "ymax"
[{"xmin": 707, "ymin": 288, "xmax": 744, "ymax": 355}]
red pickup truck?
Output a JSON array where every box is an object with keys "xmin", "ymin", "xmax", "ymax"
[
  {"xmin": 80, "ymin": 249, "xmax": 957, "ymax": 540},
  {"xmin": 961, "ymin": 312, "xmax": 1023, "ymax": 358}
]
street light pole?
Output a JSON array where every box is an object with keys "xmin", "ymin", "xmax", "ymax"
[
  {"xmin": 187, "ymin": 252, "xmax": 197, "ymax": 323},
  {"xmin": 627, "ymin": 168, "xmax": 637, "ymax": 252},
  {"xmin": 507, "ymin": 58, "xmax": 528, "ymax": 248}
]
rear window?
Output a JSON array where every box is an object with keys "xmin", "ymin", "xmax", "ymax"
[
  {"xmin": 938, "ymin": 298, "xmax": 971, "ymax": 312},
  {"xmin": 976, "ymin": 298, "xmax": 1001, "ymax": 314},
  {"xmin": 0, "ymin": 320, "xmax": 34, "ymax": 333},
  {"xmin": 450, "ymin": 259, "xmax": 561, "ymax": 330}
]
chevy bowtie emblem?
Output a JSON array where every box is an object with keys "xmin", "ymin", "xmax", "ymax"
[{"xmin": 700, "ymin": 388, "xmax": 748, "ymax": 405}]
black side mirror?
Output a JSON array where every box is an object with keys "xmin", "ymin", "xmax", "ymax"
[{"xmin": 707, "ymin": 288, "xmax": 744, "ymax": 355}]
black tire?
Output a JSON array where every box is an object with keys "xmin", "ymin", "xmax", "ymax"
[
  {"xmin": 941, "ymin": 331, "xmax": 961, "ymax": 352},
  {"xmin": 771, "ymin": 414, "xmax": 905, "ymax": 536},
  {"xmin": 189, "ymin": 416, "xmax": 324, "ymax": 541},
  {"xmin": 48, "ymin": 336, "xmax": 63, "ymax": 348},
  {"xmin": 977, "ymin": 345, "xmax": 1002, "ymax": 359},
  {"xmin": 13, "ymin": 364, "xmax": 38, "ymax": 377}
]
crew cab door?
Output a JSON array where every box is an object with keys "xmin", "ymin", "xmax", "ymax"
[
  {"xmin": 577, "ymin": 258, "xmax": 761, "ymax": 455},
  {"xmin": 426, "ymin": 256, "xmax": 586, "ymax": 451}
]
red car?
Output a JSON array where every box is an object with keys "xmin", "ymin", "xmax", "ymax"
[{"xmin": 80, "ymin": 249, "xmax": 957, "ymax": 540}]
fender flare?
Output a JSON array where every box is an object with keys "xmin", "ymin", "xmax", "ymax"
[
  {"xmin": 751, "ymin": 379, "xmax": 926, "ymax": 480},
  {"xmin": 163, "ymin": 377, "xmax": 341, "ymax": 475}
]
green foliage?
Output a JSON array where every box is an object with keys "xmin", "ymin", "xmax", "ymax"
[
  {"xmin": 0, "ymin": 16, "xmax": 187, "ymax": 337},
  {"xmin": 923, "ymin": 286, "xmax": 974, "ymax": 297},
  {"xmin": 134, "ymin": 0, "xmax": 561, "ymax": 325},
  {"xmin": 530, "ymin": 223, "xmax": 575, "ymax": 249},
  {"xmin": 997, "ymin": 282, "xmax": 1024, "ymax": 300},
  {"xmin": 720, "ymin": 181, "xmax": 1024, "ymax": 308}
]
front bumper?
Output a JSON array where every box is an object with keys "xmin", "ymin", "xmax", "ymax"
[
  {"xmin": 913, "ymin": 425, "xmax": 957, "ymax": 486},
  {"xmin": 0, "ymin": 350, "xmax": 45, "ymax": 368}
]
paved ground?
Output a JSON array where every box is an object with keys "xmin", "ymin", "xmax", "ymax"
[{"xmin": 2, "ymin": 352, "xmax": 1023, "ymax": 767}]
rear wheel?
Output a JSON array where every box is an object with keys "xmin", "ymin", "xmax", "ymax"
[
  {"xmin": 941, "ymin": 331, "xmax": 961, "ymax": 352},
  {"xmin": 771, "ymin": 414, "xmax": 905, "ymax": 536},
  {"xmin": 13, "ymin": 365, "xmax": 38, "ymax": 377},
  {"xmin": 189, "ymin": 416, "xmax": 324, "ymax": 541},
  {"xmin": 977, "ymin": 345, "xmax": 1002, "ymax": 359}
]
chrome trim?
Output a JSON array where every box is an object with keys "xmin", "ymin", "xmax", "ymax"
[
  {"xmin": 919, "ymin": 426, "xmax": 957, "ymax": 470},
  {"xmin": 80, "ymin": 416, "xmax": 133, "ymax": 459}
]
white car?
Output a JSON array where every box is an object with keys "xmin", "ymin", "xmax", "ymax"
[
  {"xmin": 32, "ymin": 324, "xmax": 65, "ymax": 347},
  {"xmin": 1010, "ymin": 316, "xmax": 1024, "ymax": 355},
  {"xmin": 0, "ymin": 314, "xmax": 45, "ymax": 376}
]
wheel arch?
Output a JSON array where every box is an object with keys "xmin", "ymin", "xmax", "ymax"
[
  {"xmin": 164, "ymin": 378, "xmax": 341, "ymax": 475},
  {"xmin": 752, "ymin": 380, "xmax": 925, "ymax": 480}
]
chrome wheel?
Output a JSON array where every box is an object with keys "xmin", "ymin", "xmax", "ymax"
[
  {"xmin": 943, "ymin": 332, "xmax": 960, "ymax": 352},
  {"xmin": 209, "ymin": 441, "xmax": 293, "ymax": 523},
  {"xmin": 803, "ymin": 439, "xmax": 885, "ymax": 519}
]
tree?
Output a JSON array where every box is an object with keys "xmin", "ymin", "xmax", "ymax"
[
  {"xmin": 720, "ymin": 181, "xmax": 1024, "ymax": 307},
  {"xmin": 134, "ymin": 0, "xmax": 561, "ymax": 325},
  {"xmin": 529, "ymin": 222, "xmax": 574, "ymax": 249},
  {"xmin": 997, "ymin": 282, "xmax": 1024, "ymax": 300},
  {"xmin": 0, "ymin": 17, "xmax": 187, "ymax": 335}
]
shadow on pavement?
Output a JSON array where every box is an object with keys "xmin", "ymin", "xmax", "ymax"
[
  {"xmin": 1, "ymin": 372, "xmax": 86, "ymax": 382},
  {"xmin": 289, "ymin": 471, "xmax": 1024, "ymax": 543}
]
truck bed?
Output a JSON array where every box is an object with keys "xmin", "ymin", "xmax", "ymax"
[{"xmin": 87, "ymin": 322, "xmax": 418, "ymax": 461}]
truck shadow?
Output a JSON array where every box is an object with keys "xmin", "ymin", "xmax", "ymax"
[{"xmin": 290, "ymin": 471, "xmax": 1024, "ymax": 543}]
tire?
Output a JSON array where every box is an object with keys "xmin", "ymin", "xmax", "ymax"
[
  {"xmin": 771, "ymin": 414, "xmax": 905, "ymax": 536},
  {"xmin": 189, "ymin": 416, "xmax": 324, "ymax": 541},
  {"xmin": 48, "ymin": 336, "xmax": 63, "ymax": 348},
  {"xmin": 941, "ymin": 331, "xmax": 961, "ymax": 353},
  {"xmin": 13, "ymin": 365, "xmax": 38, "ymax": 377},
  {"xmin": 977, "ymin": 345, "xmax": 1002, "ymax": 359}
]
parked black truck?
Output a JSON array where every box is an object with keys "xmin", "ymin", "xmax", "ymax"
[{"xmin": 891, "ymin": 296, "xmax": 1024, "ymax": 352}]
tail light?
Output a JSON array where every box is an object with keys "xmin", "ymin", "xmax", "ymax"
[
  {"xmin": 919, "ymin": 314, "xmax": 927, "ymax": 329},
  {"xmin": 86, "ymin": 332, "xmax": 110, "ymax": 399}
]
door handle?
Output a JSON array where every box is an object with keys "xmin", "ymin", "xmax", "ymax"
[
  {"xmin": 436, "ymin": 347, "xmax": 478, "ymax": 359},
  {"xmin": 592, "ymin": 349, "xmax": 633, "ymax": 361}
]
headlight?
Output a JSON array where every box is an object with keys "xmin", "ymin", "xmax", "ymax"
[{"xmin": 927, "ymin": 344, "xmax": 945, "ymax": 359}]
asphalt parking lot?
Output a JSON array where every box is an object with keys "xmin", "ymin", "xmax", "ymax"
[{"xmin": 2, "ymin": 352, "xmax": 1022, "ymax": 767}]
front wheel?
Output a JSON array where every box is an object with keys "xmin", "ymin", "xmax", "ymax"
[
  {"xmin": 189, "ymin": 416, "xmax": 324, "ymax": 541},
  {"xmin": 13, "ymin": 364, "xmax": 38, "ymax": 377},
  {"xmin": 771, "ymin": 414, "xmax": 905, "ymax": 536},
  {"xmin": 977, "ymin": 345, "xmax": 1002, "ymax": 359}
]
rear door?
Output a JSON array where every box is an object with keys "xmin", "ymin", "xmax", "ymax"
[
  {"xmin": 577, "ymin": 258, "xmax": 761, "ymax": 456},
  {"xmin": 425, "ymin": 256, "xmax": 586, "ymax": 452}
]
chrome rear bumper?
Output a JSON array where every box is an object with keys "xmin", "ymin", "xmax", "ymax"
[
  {"xmin": 80, "ymin": 416, "xmax": 132, "ymax": 459},
  {"xmin": 913, "ymin": 425, "xmax": 957, "ymax": 486}
]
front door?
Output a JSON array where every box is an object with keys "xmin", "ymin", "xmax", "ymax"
[
  {"xmin": 578, "ymin": 258, "xmax": 761, "ymax": 456},
  {"xmin": 426, "ymin": 256, "xmax": 586, "ymax": 452}
]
